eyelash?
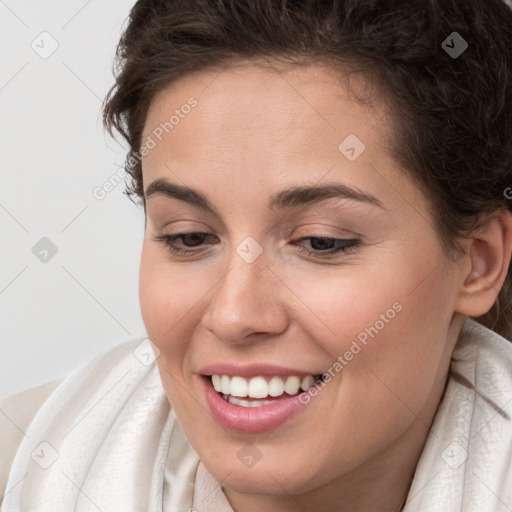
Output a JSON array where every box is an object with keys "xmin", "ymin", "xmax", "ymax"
[{"xmin": 153, "ymin": 232, "xmax": 360, "ymax": 259}]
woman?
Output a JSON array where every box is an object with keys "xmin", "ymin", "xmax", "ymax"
[{"xmin": 2, "ymin": 0, "xmax": 512, "ymax": 510}]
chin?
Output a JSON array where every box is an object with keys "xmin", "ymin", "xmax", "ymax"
[{"xmin": 202, "ymin": 448, "xmax": 331, "ymax": 496}]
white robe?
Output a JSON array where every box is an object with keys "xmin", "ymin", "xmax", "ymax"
[{"xmin": 2, "ymin": 317, "xmax": 512, "ymax": 511}]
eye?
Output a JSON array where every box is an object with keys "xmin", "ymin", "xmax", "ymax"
[
  {"xmin": 153, "ymin": 232, "xmax": 217, "ymax": 256},
  {"xmin": 153, "ymin": 232, "xmax": 361, "ymax": 260},
  {"xmin": 293, "ymin": 236, "xmax": 360, "ymax": 258}
]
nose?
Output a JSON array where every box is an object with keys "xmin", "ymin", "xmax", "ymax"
[{"xmin": 202, "ymin": 246, "xmax": 289, "ymax": 345}]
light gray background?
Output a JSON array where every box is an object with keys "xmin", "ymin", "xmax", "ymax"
[{"xmin": 0, "ymin": 0, "xmax": 147, "ymax": 399}]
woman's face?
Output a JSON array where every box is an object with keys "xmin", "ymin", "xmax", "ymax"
[{"xmin": 139, "ymin": 63, "xmax": 466, "ymax": 496}]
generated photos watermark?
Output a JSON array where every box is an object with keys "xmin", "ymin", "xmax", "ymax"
[{"xmin": 298, "ymin": 301, "xmax": 403, "ymax": 404}]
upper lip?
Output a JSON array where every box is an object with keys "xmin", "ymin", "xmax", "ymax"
[{"xmin": 199, "ymin": 363, "xmax": 322, "ymax": 378}]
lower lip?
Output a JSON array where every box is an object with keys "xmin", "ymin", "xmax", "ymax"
[{"xmin": 201, "ymin": 377, "xmax": 313, "ymax": 433}]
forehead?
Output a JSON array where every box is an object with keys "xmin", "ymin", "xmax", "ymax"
[
  {"xmin": 142, "ymin": 63, "xmax": 392, "ymax": 180},
  {"xmin": 143, "ymin": 62, "xmax": 387, "ymax": 158}
]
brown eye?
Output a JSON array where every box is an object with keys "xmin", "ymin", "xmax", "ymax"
[
  {"xmin": 153, "ymin": 232, "xmax": 217, "ymax": 255},
  {"xmin": 294, "ymin": 237, "xmax": 360, "ymax": 258}
]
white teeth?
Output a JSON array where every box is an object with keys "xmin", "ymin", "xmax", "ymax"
[
  {"xmin": 212, "ymin": 374, "xmax": 222, "ymax": 392},
  {"xmin": 210, "ymin": 373, "xmax": 319, "ymax": 399},
  {"xmin": 284, "ymin": 376, "xmax": 301, "ymax": 395},
  {"xmin": 248, "ymin": 376, "xmax": 268, "ymax": 398},
  {"xmin": 268, "ymin": 376, "xmax": 284, "ymax": 397},
  {"xmin": 301, "ymin": 375, "xmax": 315, "ymax": 391},
  {"xmin": 227, "ymin": 396, "xmax": 275, "ymax": 407},
  {"xmin": 221, "ymin": 375, "xmax": 231, "ymax": 395},
  {"xmin": 230, "ymin": 376, "xmax": 248, "ymax": 397}
]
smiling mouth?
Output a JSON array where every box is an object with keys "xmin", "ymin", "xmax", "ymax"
[{"xmin": 208, "ymin": 373, "xmax": 323, "ymax": 408}]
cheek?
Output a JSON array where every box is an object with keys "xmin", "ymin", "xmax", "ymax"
[
  {"xmin": 138, "ymin": 244, "xmax": 197, "ymax": 351},
  {"xmin": 290, "ymin": 267, "xmax": 405, "ymax": 360},
  {"xmin": 139, "ymin": 248, "xmax": 170, "ymax": 341},
  {"xmin": 299, "ymin": 258, "xmax": 453, "ymax": 417},
  {"xmin": 139, "ymin": 246, "xmax": 199, "ymax": 408},
  {"xmin": 352, "ymin": 273, "xmax": 453, "ymax": 417}
]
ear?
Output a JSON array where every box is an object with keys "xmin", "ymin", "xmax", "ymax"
[{"xmin": 455, "ymin": 209, "xmax": 512, "ymax": 317}]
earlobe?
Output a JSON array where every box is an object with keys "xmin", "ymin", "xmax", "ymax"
[{"xmin": 456, "ymin": 210, "xmax": 512, "ymax": 317}]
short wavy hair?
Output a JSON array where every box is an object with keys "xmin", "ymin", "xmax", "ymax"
[{"xmin": 103, "ymin": 0, "xmax": 512, "ymax": 339}]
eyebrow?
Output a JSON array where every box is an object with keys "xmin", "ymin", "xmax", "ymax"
[{"xmin": 145, "ymin": 178, "xmax": 385, "ymax": 214}]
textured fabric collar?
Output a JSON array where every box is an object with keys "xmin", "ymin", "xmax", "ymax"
[{"xmin": 402, "ymin": 319, "xmax": 512, "ymax": 511}]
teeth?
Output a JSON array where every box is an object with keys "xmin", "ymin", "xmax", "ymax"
[
  {"xmin": 212, "ymin": 374, "xmax": 222, "ymax": 392},
  {"xmin": 284, "ymin": 376, "xmax": 301, "ymax": 395},
  {"xmin": 248, "ymin": 376, "xmax": 268, "ymax": 398},
  {"xmin": 268, "ymin": 376, "xmax": 284, "ymax": 397},
  {"xmin": 210, "ymin": 373, "xmax": 318, "ymax": 399},
  {"xmin": 227, "ymin": 396, "xmax": 275, "ymax": 407},
  {"xmin": 230, "ymin": 376, "xmax": 248, "ymax": 397},
  {"xmin": 301, "ymin": 375, "xmax": 315, "ymax": 391},
  {"xmin": 221, "ymin": 375, "xmax": 231, "ymax": 394}
]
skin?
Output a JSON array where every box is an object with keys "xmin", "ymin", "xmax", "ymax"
[{"xmin": 138, "ymin": 63, "xmax": 512, "ymax": 512}]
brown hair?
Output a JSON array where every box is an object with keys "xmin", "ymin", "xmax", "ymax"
[{"xmin": 103, "ymin": 0, "xmax": 512, "ymax": 340}]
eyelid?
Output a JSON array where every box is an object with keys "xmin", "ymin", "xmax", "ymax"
[{"xmin": 295, "ymin": 230, "xmax": 355, "ymax": 242}]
